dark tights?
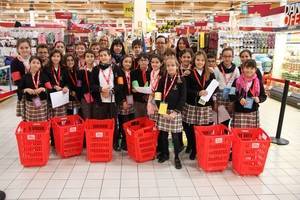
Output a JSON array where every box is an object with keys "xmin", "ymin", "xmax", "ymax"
[{"xmin": 159, "ymin": 131, "xmax": 181, "ymax": 159}]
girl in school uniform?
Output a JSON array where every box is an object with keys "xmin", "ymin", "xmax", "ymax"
[
  {"xmin": 19, "ymin": 56, "xmax": 52, "ymax": 121},
  {"xmin": 179, "ymin": 48, "xmax": 194, "ymax": 153},
  {"xmin": 147, "ymin": 54, "xmax": 164, "ymax": 121},
  {"xmin": 11, "ymin": 38, "xmax": 32, "ymax": 119},
  {"xmin": 77, "ymin": 50, "xmax": 96, "ymax": 119},
  {"xmin": 90, "ymin": 48, "xmax": 123, "ymax": 151},
  {"xmin": 117, "ymin": 55, "xmax": 135, "ymax": 151},
  {"xmin": 231, "ymin": 59, "xmax": 267, "ymax": 128},
  {"xmin": 213, "ymin": 47, "xmax": 240, "ymax": 127},
  {"xmin": 75, "ymin": 42, "xmax": 87, "ymax": 69},
  {"xmin": 182, "ymin": 50, "xmax": 217, "ymax": 160},
  {"xmin": 110, "ymin": 39, "xmax": 126, "ymax": 68},
  {"xmin": 43, "ymin": 49, "xmax": 69, "ymax": 118},
  {"xmin": 63, "ymin": 53, "xmax": 80, "ymax": 115},
  {"xmin": 155, "ymin": 56, "xmax": 187, "ymax": 169},
  {"xmin": 131, "ymin": 53, "xmax": 151, "ymax": 117}
]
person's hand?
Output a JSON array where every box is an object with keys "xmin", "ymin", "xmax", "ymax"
[
  {"xmin": 123, "ymin": 101, "xmax": 129, "ymax": 110},
  {"xmin": 62, "ymin": 87, "xmax": 69, "ymax": 94},
  {"xmin": 240, "ymin": 98, "xmax": 247, "ymax": 106},
  {"xmin": 35, "ymin": 87, "xmax": 45, "ymax": 94},
  {"xmin": 162, "ymin": 114, "xmax": 172, "ymax": 119},
  {"xmin": 71, "ymin": 91, "xmax": 76, "ymax": 97},
  {"xmin": 253, "ymin": 97, "xmax": 260, "ymax": 103},
  {"xmin": 183, "ymin": 70, "xmax": 190, "ymax": 76},
  {"xmin": 25, "ymin": 88, "xmax": 35, "ymax": 95},
  {"xmin": 169, "ymin": 111, "xmax": 177, "ymax": 119},
  {"xmin": 199, "ymin": 90, "xmax": 208, "ymax": 96},
  {"xmin": 54, "ymin": 85, "xmax": 62, "ymax": 91},
  {"xmin": 132, "ymin": 88, "xmax": 137, "ymax": 93},
  {"xmin": 101, "ymin": 87, "xmax": 110, "ymax": 98}
]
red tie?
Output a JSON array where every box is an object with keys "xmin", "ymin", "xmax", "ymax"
[{"xmin": 142, "ymin": 70, "xmax": 147, "ymax": 85}]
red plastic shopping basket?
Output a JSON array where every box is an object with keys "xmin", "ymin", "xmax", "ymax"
[
  {"xmin": 84, "ymin": 119, "xmax": 114, "ymax": 162},
  {"xmin": 15, "ymin": 121, "xmax": 50, "ymax": 167},
  {"xmin": 232, "ymin": 128, "xmax": 271, "ymax": 176},
  {"xmin": 194, "ymin": 124, "xmax": 232, "ymax": 172},
  {"xmin": 123, "ymin": 117, "xmax": 159, "ymax": 163},
  {"xmin": 51, "ymin": 115, "xmax": 84, "ymax": 158}
]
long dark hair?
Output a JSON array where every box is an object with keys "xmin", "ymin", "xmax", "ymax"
[
  {"xmin": 150, "ymin": 54, "xmax": 166, "ymax": 76},
  {"xmin": 176, "ymin": 37, "xmax": 190, "ymax": 57},
  {"xmin": 120, "ymin": 55, "xmax": 134, "ymax": 70},
  {"xmin": 110, "ymin": 38, "xmax": 126, "ymax": 55},
  {"xmin": 63, "ymin": 53, "xmax": 78, "ymax": 70},
  {"xmin": 48, "ymin": 49, "xmax": 63, "ymax": 68}
]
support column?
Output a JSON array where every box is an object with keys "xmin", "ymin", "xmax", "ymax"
[{"xmin": 133, "ymin": 0, "xmax": 147, "ymax": 36}]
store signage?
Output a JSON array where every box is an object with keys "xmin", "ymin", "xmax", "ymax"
[
  {"xmin": 123, "ymin": 3, "xmax": 150, "ymax": 18},
  {"xmin": 55, "ymin": 12, "xmax": 72, "ymax": 19},
  {"xmin": 284, "ymin": 2, "xmax": 300, "ymax": 26}
]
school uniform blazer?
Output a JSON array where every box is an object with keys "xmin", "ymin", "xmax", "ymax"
[
  {"xmin": 43, "ymin": 65, "xmax": 68, "ymax": 93},
  {"xmin": 19, "ymin": 71, "xmax": 51, "ymax": 101},
  {"xmin": 90, "ymin": 65, "xmax": 123, "ymax": 104},
  {"xmin": 77, "ymin": 69, "xmax": 93, "ymax": 101},
  {"xmin": 230, "ymin": 78, "xmax": 267, "ymax": 113},
  {"xmin": 117, "ymin": 69, "xmax": 132, "ymax": 103},
  {"xmin": 65, "ymin": 69, "xmax": 80, "ymax": 102},
  {"xmin": 130, "ymin": 68, "xmax": 151, "ymax": 103},
  {"xmin": 155, "ymin": 75, "xmax": 187, "ymax": 113},
  {"xmin": 186, "ymin": 69, "xmax": 217, "ymax": 107},
  {"xmin": 10, "ymin": 57, "xmax": 29, "ymax": 100}
]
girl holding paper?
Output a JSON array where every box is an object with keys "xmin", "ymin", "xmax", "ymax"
[
  {"xmin": 117, "ymin": 55, "xmax": 136, "ymax": 151},
  {"xmin": 155, "ymin": 56, "xmax": 186, "ymax": 169},
  {"xmin": 77, "ymin": 50, "xmax": 95, "ymax": 119},
  {"xmin": 19, "ymin": 56, "xmax": 52, "ymax": 122},
  {"xmin": 90, "ymin": 48, "xmax": 123, "ymax": 151},
  {"xmin": 231, "ymin": 59, "xmax": 267, "ymax": 128},
  {"xmin": 131, "ymin": 53, "xmax": 151, "ymax": 117},
  {"xmin": 44, "ymin": 49, "xmax": 69, "ymax": 118},
  {"xmin": 11, "ymin": 38, "xmax": 32, "ymax": 119},
  {"xmin": 182, "ymin": 50, "xmax": 217, "ymax": 160},
  {"xmin": 213, "ymin": 47, "xmax": 240, "ymax": 127}
]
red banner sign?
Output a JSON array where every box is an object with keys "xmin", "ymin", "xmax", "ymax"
[
  {"xmin": 55, "ymin": 12, "xmax": 72, "ymax": 19},
  {"xmin": 284, "ymin": 2, "xmax": 300, "ymax": 26}
]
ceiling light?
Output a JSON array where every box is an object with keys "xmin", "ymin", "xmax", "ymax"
[
  {"xmin": 35, "ymin": 12, "xmax": 39, "ymax": 17},
  {"xmin": 14, "ymin": 15, "xmax": 17, "ymax": 19},
  {"xmin": 19, "ymin": 8, "xmax": 24, "ymax": 13},
  {"xmin": 45, "ymin": 15, "xmax": 49, "ymax": 20},
  {"xmin": 6, "ymin": 3, "xmax": 10, "ymax": 9}
]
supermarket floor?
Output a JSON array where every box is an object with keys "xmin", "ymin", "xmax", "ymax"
[{"xmin": 0, "ymin": 96, "xmax": 300, "ymax": 200}]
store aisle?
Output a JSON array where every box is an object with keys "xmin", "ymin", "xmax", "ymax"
[{"xmin": 0, "ymin": 96, "xmax": 300, "ymax": 200}]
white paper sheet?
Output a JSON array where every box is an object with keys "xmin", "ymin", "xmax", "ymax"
[
  {"xmin": 200, "ymin": 79, "xmax": 219, "ymax": 102},
  {"xmin": 50, "ymin": 91, "xmax": 69, "ymax": 108},
  {"xmin": 134, "ymin": 86, "xmax": 152, "ymax": 94}
]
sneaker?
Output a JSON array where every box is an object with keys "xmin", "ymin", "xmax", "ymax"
[{"xmin": 174, "ymin": 158, "xmax": 182, "ymax": 169}]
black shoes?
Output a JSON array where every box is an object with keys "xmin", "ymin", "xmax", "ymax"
[
  {"xmin": 185, "ymin": 146, "xmax": 191, "ymax": 154},
  {"xmin": 175, "ymin": 158, "xmax": 182, "ymax": 169},
  {"xmin": 189, "ymin": 152, "xmax": 196, "ymax": 160},
  {"xmin": 158, "ymin": 154, "xmax": 169, "ymax": 163},
  {"xmin": 113, "ymin": 143, "xmax": 121, "ymax": 152},
  {"xmin": 0, "ymin": 190, "xmax": 6, "ymax": 200}
]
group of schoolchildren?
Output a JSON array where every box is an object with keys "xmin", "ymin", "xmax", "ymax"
[{"xmin": 11, "ymin": 35, "xmax": 266, "ymax": 169}]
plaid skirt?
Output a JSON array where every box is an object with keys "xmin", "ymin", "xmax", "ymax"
[
  {"xmin": 67, "ymin": 100, "xmax": 81, "ymax": 110},
  {"xmin": 51, "ymin": 105, "xmax": 67, "ymax": 118},
  {"xmin": 182, "ymin": 103, "xmax": 213, "ymax": 125},
  {"xmin": 16, "ymin": 98, "xmax": 25, "ymax": 119},
  {"xmin": 157, "ymin": 110, "xmax": 183, "ymax": 133},
  {"xmin": 118, "ymin": 103, "xmax": 135, "ymax": 115},
  {"xmin": 149, "ymin": 111, "xmax": 159, "ymax": 122},
  {"xmin": 24, "ymin": 100, "xmax": 48, "ymax": 122},
  {"xmin": 231, "ymin": 111, "xmax": 260, "ymax": 128},
  {"xmin": 216, "ymin": 91, "xmax": 234, "ymax": 117}
]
